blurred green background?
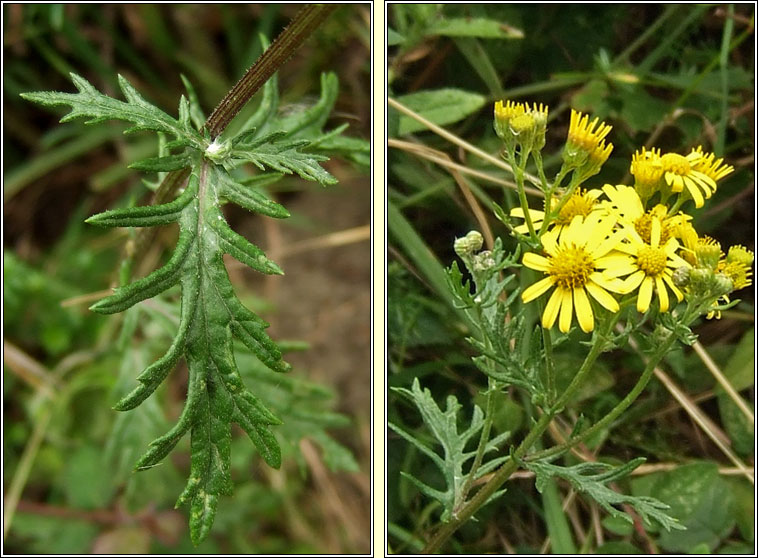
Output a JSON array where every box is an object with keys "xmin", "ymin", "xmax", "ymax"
[
  {"xmin": 4, "ymin": 4, "xmax": 370, "ymax": 554},
  {"xmin": 388, "ymin": 4, "xmax": 754, "ymax": 555}
]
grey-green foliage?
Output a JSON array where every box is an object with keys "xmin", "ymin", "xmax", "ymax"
[
  {"xmin": 445, "ymin": 239, "xmax": 545, "ymax": 402},
  {"xmin": 21, "ymin": 69, "xmax": 366, "ymax": 545},
  {"xmin": 389, "ymin": 378, "xmax": 510, "ymax": 522},
  {"xmin": 525, "ymin": 458, "xmax": 685, "ymax": 532}
]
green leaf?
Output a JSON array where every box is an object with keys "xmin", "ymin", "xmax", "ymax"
[
  {"xmin": 98, "ymin": 167, "xmax": 289, "ymax": 546},
  {"xmin": 389, "ymin": 378, "xmax": 509, "ymax": 522},
  {"xmin": 425, "ymin": 17, "xmax": 524, "ymax": 39},
  {"xmin": 394, "ymin": 89, "xmax": 487, "ymax": 135},
  {"xmin": 631, "ymin": 462, "xmax": 736, "ymax": 552},
  {"xmin": 21, "ymin": 73, "xmax": 204, "ymax": 149},
  {"xmin": 62, "ymin": 444, "xmax": 115, "ymax": 509},
  {"xmin": 129, "ymin": 152, "xmax": 194, "ymax": 172},
  {"xmin": 724, "ymin": 477, "xmax": 754, "ymax": 544},
  {"xmin": 720, "ymin": 328, "xmax": 754, "ymax": 391},
  {"xmin": 231, "ymin": 135, "xmax": 337, "ymax": 185},
  {"xmin": 717, "ymin": 393, "xmax": 753, "ymax": 456},
  {"xmin": 541, "ymin": 476, "xmax": 577, "ymax": 554},
  {"xmin": 527, "ymin": 458, "xmax": 684, "ymax": 532},
  {"xmin": 216, "ymin": 169, "xmax": 289, "ymax": 219},
  {"xmin": 595, "ymin": 541, "xmax": 644, "ymax": 554},
  {"xmin": 22, "ymin": 69, "xmax": 354, "ymax": 546},
  {"xmin": 387, "ymin": 27, "xmax": 406, "ymax": 46}
]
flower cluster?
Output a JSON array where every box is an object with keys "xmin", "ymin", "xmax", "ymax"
[
  {"xmin": 494, "ymin": 100, "xmax": 548, "ymax": 155},
  {"xmin": 494, "ymin": 103, "xmax": 750, "ymax": 333}
]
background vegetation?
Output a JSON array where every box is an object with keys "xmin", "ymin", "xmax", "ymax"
[
  {"xmin": 388, "ymin": 4, "xmax": 754, "ymax": 554},
  {"xmin": 4, "ymin": 4, "xmax": 370, "ymax": 553}
]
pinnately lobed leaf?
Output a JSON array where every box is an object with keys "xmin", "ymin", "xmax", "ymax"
[{"xmin": 22, "ymin": 70, "xmax": 368, "ymax": 545}]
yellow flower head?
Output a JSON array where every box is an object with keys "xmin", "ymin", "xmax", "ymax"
[
  {"xmin": 494, "ymin": 100, "xmax": 549, "ymax": 151},
  {"xmin": 694, "ymin": 236, "xmax": 722, "ymax": 270},
  {"xmin": 690, "ymin": 146, "xmax": 734, "ymax": 183},
  {"xmin": 720, "ymin": 245, "xmax": 754, "ymax": 291},
  {"xmin": 659, "ymin": 150, "xmax": 716, "ymax": 208},
  {"xmin": 510, "ymin": 188, "xmax": 603, "ymax": 235},
  {"xmin": 553, "ymin": 189, "xmax": 603, "ymax": 226},
  {"xmin": 726, "ymin": 244, "xmax": 754, "ymax": 267},
  {"xmin": 630, "ymin": 147, "xmax": 663, "ymax": 200},
  {"xmin": 614, "ymin": 217, "xmax": 690, "ymax": 313},
  {"xmin": 521, "ymin": 213, "xmax": 629, "ymax": 333},
  {"xmin": 669, "ymin": 213, "xmax": 699, "ymax": 265},
  {"xmin": 495, "ymin": 99, "xmax": 526, "ymax": 123},
  {"xmin": 567, "ymin": 109, "xmax": 612, "ymax": 153},
  {"xmin": 563, "ymin": 110, "xmax": 613, "ymax": 176},
  {"xmin": 722, "ymin": 261, "xmax": 753, "ymax": 290}
]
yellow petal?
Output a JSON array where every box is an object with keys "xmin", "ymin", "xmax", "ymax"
[
  {"xmin": 559, "ymin": 289, "xmax": 574, "ymax": 333},
  {"xmin": 662, "ymin": 274, "xmax": 684, "ymax": 301},
  {"xmin": 591, "ymin": 229, "xmax": 627, "ymax": 259},
  {"xmin": 656, "ymin": 276, "xmax": 669, "ymax": 312},
  {"xmin": 563, "ymin": 215, "xmax": 584, "ymax": 246},
  {"xmin": 637, "ymin": 276, "xmax": 653, "ymax": 313},
  {"xmin": 522, "ymin": 276, "xmax": 555, "ymax": 302},
  {"xmin": 511, "ymin": 207, "xmax": 545, "ymax": 220},
  {"xmin": 650, "ymin": 217, "xmax": 661, "ymax": 247},
  {"xmin": 574, "ymin": 287, "xmax": 594, "ymax": 333},
  {"xmin": 684, "ymin": 177, "xmax": 704, "ymax": 208},
  {"xmin": 522, "ymin": 252, "xmax": 551, "ymax": 272},
  {"xmin": 586, "ymin": 281, "xmax": 619, "ymax": 312},
  {"xmin": 542, "ymin": 287, "xmax": 563, "ymax": 329},
  {"xmin": 622, "ymin": 270, "xmax": 646, "ymax": 293},
  {"xmin": 542, "ymin": 230, "xmax": 559, "ymax": 257}
]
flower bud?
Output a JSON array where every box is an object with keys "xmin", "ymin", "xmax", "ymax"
[
  {"xmin": 694, "ymin": 237, "xmax": 722, "ymax": 270},
  {"xmin": 454, "ymin": 231, "xmax": 484, "ymax": 258},
  {"xmin": 672, "ymin": 266, "xmax": 691, "ymax": 288},
  {"xmin": 726, "ymin": 245, "xmax": 754, "ymax": 267},
  {"xmin": 712, "ymin": 273, "xmax": 734, "ymax": 297},
  {"xmin": 473, "ymin": 250, "xmax": 496, "ymax": 272}
]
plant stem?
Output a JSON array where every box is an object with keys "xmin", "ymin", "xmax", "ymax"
[
  {"xmin": 458, "ymin": 376, "xmax": 497, "ymax": 506},
  {"xmin": 528, "ymin": 330, "xmax": 678, "ymax": 463},
  {"xmin": 538, "ymin": 166, "xmax": 568, "ymax": 237},
  {"xmin": 511, "ymin": 149, "xmax": 537, "ymax": 241},
  {"xmin": 127, "ymin": 4, "xmax": 335, "ymax": 277},
  {"xmin": 528, "ymin": 302, "xmax": 699, "ymax": 463},
  {"xmin": 421, "ymin": 313, "xmax": 619, "ymax": 554},
  {"xmin": 205, "ymin": 4, "xmax": 338, "ymax": 138},
  {"xmin": 541, "ymin": 318, "xmax": 556, "ymax": 405}
]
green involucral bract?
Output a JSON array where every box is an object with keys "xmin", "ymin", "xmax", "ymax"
[{"xmin": 21, "ymin": 69, "xmax": 367, "ymax": 545}]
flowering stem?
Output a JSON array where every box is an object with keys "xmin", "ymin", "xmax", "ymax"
[
  {"xmin": 205, "ymin": 4, "xmax": 337, "ymax": 137},
  {"xmin": 526, "ymin": 301, "xmax": 700, "ymax": 463},
  {"xmin": 532, "ymin": 151, "xmax": 550, "ymax": 193},
  {"xmin": 458, "ymin": 376, "xmax": 497, "ymax": 506},
  {"xmin": 541, "ymin": 318, "xmax": 556, "ymax": 404},
  {"xmin": 510, "ymin": 149, "xmax": 538, "ymax": 241},
  {"xmin": 544, "ymin": 172, "xmax": 581, "ymax": 230},
  {"xmin": 527, "ymin": 329, "xmax": 678, "ymax": 462},
  {"xmin": 538, "ymin": 166, "xmax": 569, "ymax": 238},
  {"xmin": 421, "ymin": 313, "xmax": 620, "ymax": 554},
  {"xmin": 666, "ymin": 195, "xmax": 686, "ymax": 216}
]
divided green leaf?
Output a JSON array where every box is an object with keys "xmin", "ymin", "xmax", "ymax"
[
  {"xmin": 526, "ymin": 458, "xmax": 685, "ymax": 533},
  {"xmin": 389, "ymin": 378, "xmax": 509, "ymax": 522},
  {"xmin": 22, "ymin": 69, "xmax": 367, "ymax": 545}
]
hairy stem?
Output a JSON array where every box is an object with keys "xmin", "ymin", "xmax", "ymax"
[
  {"xmin": 127, "ymin": 4, "xmax": 335, "ymax": 277},
  {"xmin": 205, "ymin": 4, "xmax": 338, "ymax": 138}
]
